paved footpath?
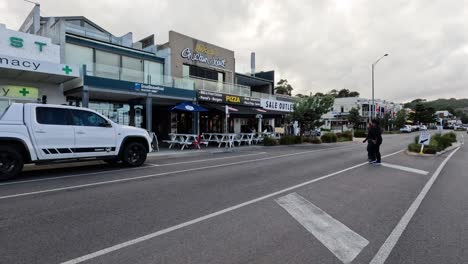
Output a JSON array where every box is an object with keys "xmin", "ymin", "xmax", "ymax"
[{"xmin": 0, "ymin": 133, "xmax": 465, "ymax": 264}]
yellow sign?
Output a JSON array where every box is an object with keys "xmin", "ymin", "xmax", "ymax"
[
  {"xmin": 195, "ymin": 43, "xmax": 217, "ymax": 56},
  {"xmin": 0, "ymin": 85, "xmax": 38, "ymax": 99},
  {"xmin": 226, "ymin": 95, "xmax": 240, "ymax": 103}
]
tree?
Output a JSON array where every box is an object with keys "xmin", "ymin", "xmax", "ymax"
[
  {"xmin": 381, "ymin": 112, "xmax": 392, "ymax": 131},
  {"xmin": 295, "ymin": 93, "xmax": 308, "ymax": 98},
  {"xmin": 327, "ymin": 89, "xmax": 360, "ymax": 98},
  {"xmin": 275, "ymin": 79, "xmax": 293, "ymax": 95},
  {"xmin": 337, "ymin": 89, "xmax": 351, "ymax": 98},
  {"xmin": 394, "ymin": 110, "xmax": 407, "ymax": 128},
  {"xmin": 348, "ymin": 91, "xmax": 360, "ymax": 97},
  {"xmin": 327, "ymin": 89, "xmax": 339, "ymax": 97},
  {"xmin": 314, "ymin": 92, "xmax": 325, "ymax": 97},
  {"xmin": 347, "ymin": 107, "xmax": 361, "ymax": 129},
  {"xmin": 292, "ymin": 95, "xmax": 335, "ymax": 135},
  {"xmin": 409, "ymin": 103, "xmax": 436, "ymax": 124}
]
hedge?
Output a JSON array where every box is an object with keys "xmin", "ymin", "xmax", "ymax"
[
  {"xmin": 354, "ymin": 130, "xmax": 367, "ymax": 138},
  {"xmin": 321, "ymin": 132, "xmax": 338, "ymax": 143},
  {"xmin": 263, "ymin": 136, "xmax": 277, "ymax": 146}
]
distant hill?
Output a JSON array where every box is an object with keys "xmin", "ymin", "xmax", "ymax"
[{"xmin": 404, "ymin": 98, "xmax": 468, "ymax": 111}]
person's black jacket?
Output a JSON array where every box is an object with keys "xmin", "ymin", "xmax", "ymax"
[{"xmin": 368, "ymin": 126, "xmax": 383, "ymax": 144}]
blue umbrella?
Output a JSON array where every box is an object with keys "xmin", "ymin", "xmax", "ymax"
[{"xmin": 171, "ymin": 102, "xmax": 208, "ymax": 112}]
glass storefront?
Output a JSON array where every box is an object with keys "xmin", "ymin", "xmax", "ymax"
[{"xmin": 87, "ymin": 101, "xmax": 144, "ymax": 128}]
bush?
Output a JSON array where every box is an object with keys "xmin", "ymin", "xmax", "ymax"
[
  {"xmin": 354, "ymin": 130, "xmax": 367, "ymax": 138},
  {"xmin": 302, "ymin": 136, "xmax": 311, "ymax": 143},
  {"xmin": 443, "ymin": 132, "xmax": 457, "ymax": 143},
  {"xmin": 263, "ymin": 136, "xmax": 277, "ymax": 146},
  {"xmin": 321, "ymin": 132, "xmax": 338, "ymax": 143},
  {"xmin": 408, "ymin": 143, "xmax": 421, "ymax": 152},
  {"xmin": 341, "ymin": 131, "xmax": 353, "ymax": 140},
  {"xmin": 294, "ymin": 136, "xmax": 303, "ymax": 144},
  {"xmin": 311, "ymin": 138, "xmax": 322, "ymax": 144},
  {"xmin": 321, "ymin": 128, "xmax": 331, "ymax": 132},
  {"xmin": 279, "ymin": 135, "xmax": 296, "ymax": 145},
  {"xmin": 414, "ymin": 135, "xmax": 420, "ymax": 144}
]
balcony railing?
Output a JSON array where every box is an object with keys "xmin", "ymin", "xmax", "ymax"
[
  {"xmin": 251, "ymin": 91, "xmax": 275, "ymax": 99},
  {"xmin": 83, "ymin": 63, "xmax": 195, "ymax": 90},
  {"xmin": 189, "ymin": 77, "xmax": 251, "ymax": 97},
  {"xmin": 65, "ymin": 23, "xmax": 125, "ymax": 46}
]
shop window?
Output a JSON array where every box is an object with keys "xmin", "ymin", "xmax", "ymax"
[
  {"xmin": 36, "ymin": 107, "xmax": 71, "ymax": 126},
  {"xmin": 189, "ymin": 65, "xmax": 223, "ymax": 82},
  {"xmin": 71, "ymin": 110, "xmax": 108, "ymax": 127},
  {"xmin": 182, "ymin": 64, "xmax": 190, "ymax": 78},
  {"xmin": 144, "ymin": 60, "xmax": 163, "ymax": 85},
  {"xmin": 122, "ymin": 56, "xmax": 143, "ymax": 82},
  {"xmin": 95, "ymin": 50, "xmax": 120, "ymax": 80},
  {"xmin": 65, "ymin": 43, "xmax": 94, "ymax": 75}
]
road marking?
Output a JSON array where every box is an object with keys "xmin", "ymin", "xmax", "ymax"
[
  {"xmin": 369, "ymin": 147, "xmax": 460, "ymax": 264},
  {"xmin": 0, "ymin": 164, "xmax": 159, "ymax": 187},
  {"xmin": 380, "ymin": 163, "xmax": 429, "ymax": 175},
  {"xmin": 0, "ymin": 153, "xmax": 267, "ymax": 187},
  {"xmin": 59, "ymin": 149, "xmax": 404, "ymax": 264},
  {"xmin": 0, "ymin": 145, "xmax": 355, "ymax": 193},
  {"xmin": 276, "ymin": 193, "xmax": 368, "ymax": 264},
  {"xmin": 148, "ymin": 152, "xmax": 267, "ymax": 166}
]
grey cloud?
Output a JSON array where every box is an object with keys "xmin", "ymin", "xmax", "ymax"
[{"xmin": 2, "ymin": 0, "xmax": 468, "ymax": 102}]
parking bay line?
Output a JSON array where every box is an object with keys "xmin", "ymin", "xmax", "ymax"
[
  {"xmin": 0, "ymin": 152, "xmax": 267, "ymax": 187},
  {"xmin": 59, "ymin": 149, "xmax": 404, "ymax": 264},
  {"xmin": 380, "ymin": 163, "xmax": 429, "ymax": 175},
  {"xmin": 369, "ymin": 147, "xmax": 461, "ymax": 264},
  {"xmin": 276, "ymin": 193, "xmax": 369, "ymax": 264},
  {"xmin": 0, "ymin": 145, "xmax": 360, "ymax": 200}
]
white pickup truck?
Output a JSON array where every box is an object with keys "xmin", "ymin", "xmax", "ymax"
[{"xmin": 0, "ymin": 103, "xmax": 153, "ymax": 181}]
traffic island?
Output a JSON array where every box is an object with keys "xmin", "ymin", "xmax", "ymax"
[{"xmin": 407, "ymin": 132, "xmax": 459, "ymax": 156}]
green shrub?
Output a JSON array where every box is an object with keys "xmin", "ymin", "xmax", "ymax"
[
  {"xmin": 263, "ymin": 136, "xmax": 277, "ymax": 146},
  {"xmin": 414, "ymin": 135, "xmax": 420, "ymax": 144},
  {"xmin": 311, "ymin": 138, "xmax": 322, "ymax": 144},
  {"xmin": 279, "ymin": 135, "xmax": 296, "ymax": 145},
  {"xmin": 443, "ymin": 132, "xmax": 457, "ymax": 143},
  {"xmin": 431, "ymin": 134, "xmax": 452, "ymax": 151},
  {"xmin": 302, "ymin": 136, "xmax": 311, "ymax": 143},
  {"xmin": 408, "ymin": 143, "xmax": 421, "ymax": 152},
  {"xmin": 321, "ymin": 132, "xmax": 338, "ymax": 143},
  {"xmin": 423, "ymin": 146, "xmax": 437, "ymax": 154},
  {"xmin": 294, "ymin": 136, "xmax": 303, "ymax": 144},
  {"xmin": 321, "ymin": 128, "xmax": 331, "ymax": 132},
  {"xmin": 354, "ymin": 130, "xmax": 367, "ymax": 138},
  {"xmin": 342, "ymin": 131, "xmax": 353, "ymax": 140}
]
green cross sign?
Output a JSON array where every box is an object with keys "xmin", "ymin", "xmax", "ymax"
[
  {"xmin": 19, "ymin": 88, "xmax": 29, "ymax": 97},
  {"xmin": 62, "ymin": 65, "xmax": 72, "ymax": 75}
]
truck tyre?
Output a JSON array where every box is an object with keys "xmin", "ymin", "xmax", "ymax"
[
  {"xmin": 0, "ymin": 146, "xmax": 24, "ymax": 181},
  {"xmin": 122, "ymin": 142, "xmax": 147, "ymax": 167}
]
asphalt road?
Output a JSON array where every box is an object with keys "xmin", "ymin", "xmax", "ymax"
[{"xmin": 0, "ymin": 132, "xmax": 465, "ymax": 264}]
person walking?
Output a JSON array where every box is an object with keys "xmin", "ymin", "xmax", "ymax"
[
  {"xmin": 363, "ymin": 121, "xmax": 373, "ymax": 161},
  {"xmin": 368, "ymin": 119, "xmax": 383, "ymax": 164}
]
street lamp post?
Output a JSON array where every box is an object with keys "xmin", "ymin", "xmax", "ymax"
[{"xmin": 371, "ymin": 53, "xmax": 388, "ymax": 120}]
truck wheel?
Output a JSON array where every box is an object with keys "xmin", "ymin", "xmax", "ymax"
[
  {"xmin": 0, "ymin": 146, "xmax": 24, "ymax": 181},
  {"xmin": 122, "ymin": 142, "xmax": 147, "ymax": 167}
]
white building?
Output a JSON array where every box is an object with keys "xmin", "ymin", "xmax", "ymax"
[{"xmin": 321, "ymin": 97, "xmax": 402, "ymax": 131}]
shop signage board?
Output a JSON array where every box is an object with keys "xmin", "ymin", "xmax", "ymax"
[
  {"xmin": 0, "ymin": 54, "xmax": 79, "ymax": 77},
  {"xmin": 260, "ymin": 98, "xmax": 294, "ymax": 112},
  {"xmin": 0, "ymin": 24, "xmax": 60, "ymax": 63},
  {"xmin": 197, "ymin": 90, "xmax": 261, "ymax": 107},
  {"xmin": 0, "ymin": 85, "xmax": 38, "ymax": 99},
  {"xmin": 181, "ymin": 45, "xmax": 226, "ymax": 69},
  {"xmin": 134, "ymin": 83, "xmax": 165, "ymax": 94}
]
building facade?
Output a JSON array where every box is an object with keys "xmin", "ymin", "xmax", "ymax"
[{"xmin": 321, "ymin": 97, "xmax": 402, "ymax": 131}]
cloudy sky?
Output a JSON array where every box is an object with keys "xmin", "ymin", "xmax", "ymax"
[{"xmin": 2, "ymin": 0, "xmax": 468, "ymax": 102}]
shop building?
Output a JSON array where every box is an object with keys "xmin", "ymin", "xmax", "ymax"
[
  {"xmin": 0, "ymin": 23, "xmax": 79, "ymax": 112},
  {"xmin": 321, "ymin": 97, "xmax": 402, "ymax": 131},
  {"xmin": 158, "ymin": 31, "xmax": 294, "ymax": 134},
  {"xmin": 18, "ymin": 6, "xmax": 197, "ymax": 140}
]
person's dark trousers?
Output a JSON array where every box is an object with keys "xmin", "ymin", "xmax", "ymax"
[
  {"xmin": 367, "ymin": 142, "xmax": 373, "ymax": 160},
  {"xmin": 375, "ymin": 143, "xmax": 381, "ymax": 162}
]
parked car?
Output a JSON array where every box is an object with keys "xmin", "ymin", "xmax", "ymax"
[
  {"xmin": 400, "ymin": 125, "xmax": 412, "ymax": 133},
  {"xmin": 0, "ymin": 103, "xmax": 153, "ymax": 181},
  {"xmin": 419, "ymin": 125, "xmax": 427, "ymax": 131},
  {"xmin": 410, "ymin": 125, "xmax": 419, "ymax": 131}
]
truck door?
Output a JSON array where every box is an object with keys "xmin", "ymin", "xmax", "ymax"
[
  {"xmin": 70, "ymin": 109, "xmax": 117, "ymax": 158},
  {"xmin": 31, "ymin": 106, "xmax": 76, "ymax": 160}
]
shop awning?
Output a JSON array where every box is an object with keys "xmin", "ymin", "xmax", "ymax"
[
  {"xmin": 202, "ymin": 103, "xmax": 288, "ymax": 116},
  {"xmin": 171, "ymin": 102, "xmax": 208, "ymax": 112}
]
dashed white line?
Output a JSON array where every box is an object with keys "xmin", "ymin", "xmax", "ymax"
[
  {"xmin": 59, "ymin": 149, "xmax": 404, "ymax": 264},
  {"xmin": 370, "ymin": 147, "xmax": 460, "ymax": 264},
  {"xmin": 0, "ymin": 145, "xmax": 360, "ymax": 200}
]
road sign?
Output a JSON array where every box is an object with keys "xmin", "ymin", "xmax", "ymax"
[{"xmin": 418, "ymin": 131, "xmax": 431, "ymax": 146}]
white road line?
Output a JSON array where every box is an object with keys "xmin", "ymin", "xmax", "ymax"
[
  {"xmin": 148, "ymin": 152, "xmax": 267, "ymax": 166},
  {"xmin": 0, "ymin": 145, "xmax": 353, "ymax": 188},
  {"xmin": 0, "ymin": 153, "xmax": 267, "ymax": 187},
  {"xmin": 369, "ymin": 147, "xmax": 461, "ymax": 264},
  {"xmin": 59, "ymin": 149, "xmax": 404, "ymax": 264},
  {"xmin": 276, "ymin": 193, "xmax": 369, "ymax": 264},
  {"xmin": 0, "ymin": 164, "xmax": 160, "ymax": 187},
  {"xmin": 0, "ymin": 145, "xmax": 360, "ymax": 200},
  {"xmin": 380, "ymin": 163, "xmax": 429, "ymax": 175}
]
